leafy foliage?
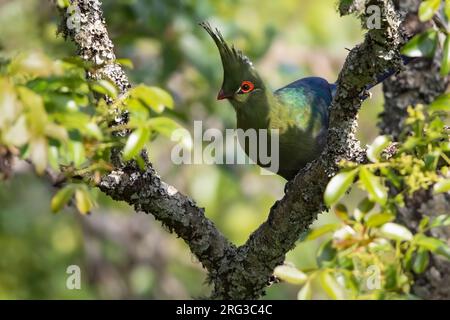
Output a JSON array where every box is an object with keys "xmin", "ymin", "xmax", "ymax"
[
  {"xmin": 402, "ymin": 0, "xmax": 450, "ymax": 76},
  {"xmin": 277, "ymin": 96, "xmax": 450, "ymax": 299},
  {"xmin": 0, "ymin": 53, "xmax": 181, "ymax": 214}
]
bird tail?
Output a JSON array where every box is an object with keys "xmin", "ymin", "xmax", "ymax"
[
  {"xmin": 329, "ymin": 55, "xmax": 416, "ymax": 100},
  {"xmin": 365, "ymin": 55, "xmax": 416, "ymax": 91}
]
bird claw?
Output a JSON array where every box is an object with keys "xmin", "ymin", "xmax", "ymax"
[{"xmin": 360, "ymin": 90, "xmax": 372, "ymax": 101}]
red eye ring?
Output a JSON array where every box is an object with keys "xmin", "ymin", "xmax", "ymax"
[{"xmin": 240, "ymin": 80, "xmax": 255, "ymax": 94}]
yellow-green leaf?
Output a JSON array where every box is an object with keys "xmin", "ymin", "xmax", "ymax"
[
  {"xmin": 379, "ymin": 222, "xmax": 413, "ymax": 241},
  {"xmin": 123, "ymin": 127, "xmax": 150, "ymax": 161},
  {"xmin": 365, "ymin": 212, "xmax": 395, "ymax": 228},
  {"xmin": 324, "ymin": 169, "xmax": 359, "ymax": 206},
  {"xmin": 429, "ymin": 94, "xmax": 450, "ymax": 113},
  {"xmin": 30, "ymin": 137, "xmax": 48, "ymax": 175},
  {"xmin": 433, "ymin": 179, "xmax": 450, "ymax": 194},
  {"xmin": 297, "ymin": 282, "xmax": 312, "ymax": 300},
  {"xmin": 91, "ymin": 80, "xmax": 118, "ymax": 99},
  {"xmin": 75, "ymin": 187, "xmax": 94, "ymax": 215},
  {"xmin": 359, "ymin": 167, "xmax": 387, "ymax": 205},
  {"xmin": 319, "ymin": 271, "xmax": 346, "ymax": 300},
  {"xmin": 273, "ymin": 265, "xmax": 308, "ymax": 285},
  {"xmin": 306, "ymin": 223, "xmax": 342, "ymax": 241},
  {"xmin": 441, "ymin": 35, "xmax": 450, "ymax": 76},
  {"xmin": 413, "ymin": 248, "xmax": 429, "ymax": 274},
  {"xmin": 51, "ymin": 185, "xmax": 75, "ymax": 213},
  {"xmin": 401, "ymin": 30, "xmax": 438, "ymax": 58},
  {"xmin": 147, "ymin": 117, "xmax": 183, "ymax": 137},
  {"xmin": 131, "ymin": 85, "xmax": 174, "ymax": 113},
  {"xmin": 418, "ymin": 0, "xmax": 441, "ymax": 21},
  {"xmin": 367, "ymin": 135, "xmax": 391, "ymax": 163}
]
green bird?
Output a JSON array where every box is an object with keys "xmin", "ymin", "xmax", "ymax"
[{"xmin": 200, "ymin": 22, "xmax": 402, "ymax": 180}]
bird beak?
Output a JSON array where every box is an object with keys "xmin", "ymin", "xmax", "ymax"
[{"xmin": 217, "ymin": 89, "xmax": 232, "ymax": 100}]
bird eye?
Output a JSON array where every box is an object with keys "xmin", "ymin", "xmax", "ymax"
[{"xmin": 239, "ymin": 81, "xmax": 254, "ymax": 94}]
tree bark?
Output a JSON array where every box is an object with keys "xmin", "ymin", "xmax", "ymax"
[
  {"xmin": 380, "ymin": 0, "xmax": 450, "ymax": 300},
  {"xmin": 56, "ymin": 0, "xmax": 416, "ymax": 299}
]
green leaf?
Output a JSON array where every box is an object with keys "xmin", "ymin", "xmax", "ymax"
[
  {"xmin": 441, "ymin": 35, "xmax": 450, "ymax": 76},
  {"xmin": 359, "ymin": 167, "xmax": 387, "ymax": 205},
  {"xmin": 324, "ymin": 169, "xmax": 359, "ymax": 206},
  {"xmin": 433, "ymin": 179, "xmax": 450, "ymax": 194},
  {"xmin": 365, "ymin": 212, "xmax": 395, "ymax": 228},
  {"xmin": 415, "ymin": 234, "xmax": 446, "ymax": 252},
  {"xmin": 401, "ymin": 30, "xmax": 438, "ymax": 58},
  {"xmin": 84, "ymin": 122, "xmax": 103, "ymax": 140},
  {"xmin": 334, "ymin": 203, "xmax": 350, "ymax": 222},
  {"xmin": 56, "ymin": 0, "xmax": 70, "ymax": 8},
  {"xmin": 418, "ymin": 0, "xmax": 441, "ymax": 21},
  {"xmin": 131, "ymin": 85, "xmax": 174, "ymax": 113},
  {"xmin": 75, "ymin": 187, "xmax": 94, "ymax": 215},
  {"xmin": 413, "ymin": 248, "xmax": 429, "ymax": 274},
  {"xmin": 319, "ymin": 271, "xmax": 346, "ymax": 300},
  {"xmin": 316, "ymin": 239, "xmax": 337, "ymax": 267},
  {"xmin": 67, "ymin": 140, "xmax": 86, "ymax": 167},
  {"xmin": 367, "ymin": 135, "xmax": 391, "ymax": 163},
  {"xmin": 429, "ymin": 94, "xmax": 450, "ymax": 113},
  {"xmin": 416, "ymin": 236, "xmax": 450, "ymax": 260},
  {"xmin": 419, "ymin": 216, "xmax": 430, "ymax": 232},
  {"xmin": 297, "ymin": 282, "xmax": 312, "ymax": 300},
  {"xmin": 116, "ymin": 58, "xmax": 134, "ymax": 69},
  {"xmin": 446, "ymin": 0, "xmax": 450, "ymax": 19},
  {"xmin": 147, "ymin": 117, "xmax": 183, "ymax": 137},
  {"xmin": 306, "ymin": 223, "xmax": 342, "ymax": 241},
  {"xmin": 430, "ymin": 215, "xmax": 450, "ymax": 228},
  {"xmin": 91, "ymin": 80, "xmax": 118, "ymax": 99},
  {"xmin": 273, "ymin": 265, "xmax": 308, "ymax": 285},
  {"xmin": 4, "ymin": 115, "xmax": 29, "ymax": 146},
  {"xmin": 30, "ymin": 137, "xmax": 48, "ymax": 175},
  {"xmin": 51, "ymin": 185, "xmax": 75, "ymax": 213},
  {"xmin": 379, "ymin": 222, "xmax": 413, "ymax": 241},
  {"xmin": 123, "ymin": 127, "xmax": 150, "ymax": 161}
]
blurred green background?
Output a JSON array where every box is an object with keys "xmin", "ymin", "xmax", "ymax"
[{"xmin": 0, "ymin": 0, "xmax": 385, "ymax": 299}]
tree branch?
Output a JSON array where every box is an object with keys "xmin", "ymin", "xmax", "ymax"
[{"xmin": 56, "ymin": 0, "xmax": 405, "ymax": 299}]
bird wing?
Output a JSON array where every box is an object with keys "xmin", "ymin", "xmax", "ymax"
[{"xmin": 273, "ymin": 77, "xmax": 333, "ymax": 136}]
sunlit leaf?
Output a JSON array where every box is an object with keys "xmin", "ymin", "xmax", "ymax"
[
  {"xmin": 30, "ymin": 137, "xmax": 48, "ymax": 175},
  {"xmin": 430, "ymin": 215, "xmax": 450, "ymax": 228},
  {"xmin": 418, "ymin": 0, "xmax": 441, "ymax": 22},
  {"xmin": 123, "ymin": 127, "xmax": 150, "ymax": 161},
  {"xmin": 433, "ymin": 179, "xmax": 450, "ymax": 193},
  {"xmin": 91, "ymin": 80, "xmax": 118, "ymax": 99},
  {"xmin": 367, "ymin": 135, "xmax": 391, "ymax": 163},
  {"xmin": 297, "ymin": 282, "xmax": 312, "ymax": 300},
  {"xmin": 401, "ymin": 30, "xmax": 438, "ymax": 58},
  {"xmin": 359, "ymin": 167, "xmax": 387, "ymax": 205},
  {"xmin": 67, "ymin": 140, "xmax": 86, "ymax": 167},
  {"xmin": 413, "ymin": 248, "xmax": 429, "ymax": 274},
  {"xmin": 365, "ymin": 212, "xmax": 395, "ymax": 228},
  {"xmin": 51, "ymin": 185, "xmax": 75, "ymax": 213},
  {"xmin": 131, "ymin": 85, "xmax": 174, "ymax": 113},
  {"xmin": 324, "ymin": 169, "xmax": 359, "ymax": 206},
  {"xmin": 273, "ymin": 265, "xmax": 308, "ymax": 285},
  {"xmin": 147, "ymin": 117, "xmax": 183, "ymax": 137},
  {"xmin": 319, "ymin": 271, "xmax": 346, "ymax": 300},
  {"xmin": 4, "ymin": 115, "xmax": 29, "ymax": 146},
  {"xmin": 429, "ymin": 94, "xmax": 450, "ymax": 113},
  {"xmin": 75, "ymin": 187, "xmax": 94, "ymax": 215},
  {"xmin": 379, "ymin": 222, "xmax": 413, "ymax": 241},
  {"xmin": 441, "ymin": 35, "xmax": 450, "ymax": 76},
  {"xmin": 306, "ymin": 223, "xmax": 342, "ymax": 241}
]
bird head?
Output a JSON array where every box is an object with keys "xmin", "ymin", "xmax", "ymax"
[{"xmin": 200, "ymin": 22, "xmax": 266, "ymax": 108}]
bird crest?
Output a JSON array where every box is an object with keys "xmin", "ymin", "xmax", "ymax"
[{"xmin": 199, "ymin": 22, "xmax": 255, "ymax": 73}]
